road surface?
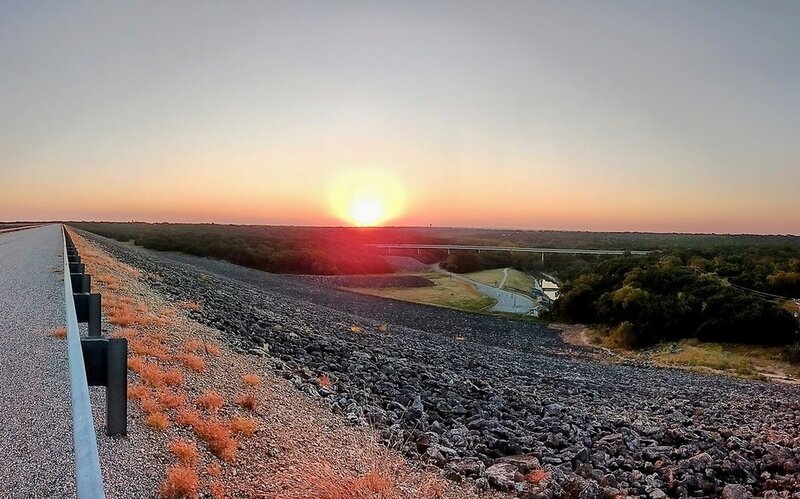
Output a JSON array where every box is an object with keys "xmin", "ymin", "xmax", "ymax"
[
  {"xmin": 0, "ymin": 224, "xmax": 76, "ymax": 496},
  {"xmin": 431, "ymin": 263, "xmax": 535, "ymax": 314}
]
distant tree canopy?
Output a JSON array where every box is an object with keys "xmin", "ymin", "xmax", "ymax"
[
  {"xmin": 553, "ymin": 255, "xmax": 799, "ymax": 347},
  {"xmin": 72, "ymin": 223, "xmax": 393, "ymax": 275}
]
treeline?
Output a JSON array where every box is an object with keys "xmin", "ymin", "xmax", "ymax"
[
  {"xmin": 553, "ymin": 255, "xmax": 798, "ymax": 347},
  {"xmin": 72, "ymin": 223, "xmax": 392, "ymax": 275}
]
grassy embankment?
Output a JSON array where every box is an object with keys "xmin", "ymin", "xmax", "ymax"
[
  {"xmin": 463, "ymin": 268, "xmax": 537, "ymax": 295},
  {"xmin": 348, "ymin": 272, "xmax": 496, "ymax": 313},
  {"xmin": 585, "ymin": 328, "xmax": 800, "ymax": 382}
]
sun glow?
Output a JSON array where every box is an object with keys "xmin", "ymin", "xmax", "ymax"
[{"xmin": 329, "ymin": 170, "xmax": 405, "ymax": 226}]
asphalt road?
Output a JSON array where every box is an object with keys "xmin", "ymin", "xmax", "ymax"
[{"xmin": 0, "ymin": 224, "xmax": 76, "ymax": 497}]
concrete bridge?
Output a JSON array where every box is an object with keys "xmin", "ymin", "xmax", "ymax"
[{"xmin": 370, "ymin": 243, "xmax": 652, "ymax": 256}]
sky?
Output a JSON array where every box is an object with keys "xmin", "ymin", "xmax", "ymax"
[{"xmin": 1, "ymin": 1, "xmax": 798, "ymax": 234}]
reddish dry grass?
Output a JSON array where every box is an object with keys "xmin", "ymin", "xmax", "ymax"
[
  {"xmin": 128, "ymin": 355, "xmax": 144, "ymax": 373},
  {"xmin": 526, "ymin": 469, "xmax": 551, "ymax": 484},
  {"xmin": 241, "ymin": 373, "xmax": 260, "ymax": 387},
  {"xmin": 95, "ymin": 272, "xmax": 119, "ymax": 290},
  {"xmin": 140, "ymin": 398, "xmax": 161, "ymax": 414},
  {"xmin": 234, "ymin": 393, "xmax": 258, "ymax": 412},
  {"xmin": 160, "ymin": 465, "xmax": 198, "ymax": 499},
  {"xmin": 168, "ymin": 439, "xmax": 199, "ymax": 466},
  {"xmin": 193, "ymin": 420, "xmax": 237, "ymax": 462},
  {"xmin": 51, "ymin": 327, "xmax": 67, "ymax": 339},
  {"xmin": 111, "ymin": 327, "xmax": 138, "ymax": 340},
  {"xmin": 205, "ymin": 343, "xmax": 222, "ymax": 356},
  {"xmin": 196, "ymin": 391, "xmax": 224, "ymax": 413},
  {"xmin": 145, "ymin": 412, "xmax": 169, "ymax": 431},
  {"xmin": 140, "ymin": 363, "xmax": 166, "ymax": 387},
  {"xmin": 163, "ymin": 369, "xmax": 184, "ymax": 387},
  {"xmin": 236, "ymin": 393, "xmax": 258, "ymax": 412},
  {"xmin": 128, "ymin": 383, "xmax": 149, "ymax": 400},
  {"xmin": 319, "ymin": 374, "xmax": 332, "ymax": 388},
  {"xmin": 130, "ymin": 337, "xmax": 171, "ymax": 362},
  {"xmin": 229, "ymin": 416, "xmax": 258, "ymax": 437},
  {"xmin": 178, "ymin": 300, "xmax": 202, "ymax": 311},
  {"xmin": 183, "ymin": 340, "xmax": 203, "ymax": 353},
  {"xmin": 206, "ymin": 463, "xmax": 222, "ymax": 477},
  {"xmin": 208, "ymin": 481, "xmax": 225, "ymax": 499},
  {"xmin": 178, "ymin": 354, "xmax": 206, "ymax": 373},
  {"xmin": 158, "ymin": 389, "xmax": 186, "ymax": 409},
  {"xmin": 175, "ymin": 408, "xmax": 202, "ymax": 428},
  {"xmin": 280, "ymin": 462, "xmax": 398, "ymax": 499}
]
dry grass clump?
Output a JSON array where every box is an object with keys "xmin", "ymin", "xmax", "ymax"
[
  {"xmin": 130, "ymin": 337, "xmax": 171, "ymax": 362},
  {"xmin": 168, "ymin": 439, "xmax": 199, "ymax": 466},
  {"xmin": 241, "ymin": 373, "xmax": 260, "ymax": 387},
  {"xmin": 526, "ymin": 469, "xmax": 551, "ymax": 484},
  {"xmin": 128, "ymin": 355, "xmax": 144, "ymax": 373},
  {"xmin": 105, "ymin": 295, "xmax": 153, "ymax": 326},
  {"xmin": 175, "ymin": 408, "xmax": 202, "ymax": 428},
  {"xmin": 279, "ymin": 462, "xmax": 397, "ymax": 499},
  {"xmin": 350, "ymin": 324, "xmax": 363, "ymax": 334},
  {"xmin": 51, "ymin": 327, "xmax": 67, "ymax": 339},
  {"xmin": 183, "ymin": 340, "xmax": 204, "ymax": 353},
  {"xmin": 193, "ymin": 420, "xmax": 237, "ymax": 461},
  {"xmin": 229, "ymin": 416, "xmax": 258, "ymax": 437},
  {"xmin": 163, "ymin": 369, "xmax": 184, "ymax": 387},
  {"xmin": 141, "ymin": 362, "xmax": 167, "ymax": 387},
  {"xmin": 111, "ymin": 327, "xmax": 138, "ymax": 340},
  {"xmin": 418, "ymin": 479, "xmax": 445, "ymax": 498},
  {"xmin": 318, "ymin": 374, "xmax": 332, "ymax": 388},
  {"xmin": 160, "ymin": 465, "xmax": 198, "ymax": 499},
  {"xmin": 235, "ymin": 393, "xmax": 258, "ymax": 412},
  {"xmin": 206, "ymin": 463, "xmax": 222, "ymax": 477},
  {"xmin": 178, "ymin": 300, "xmax": 202, "ymax": 311},
  {"xmin": 177, "ymin": 353, "xmax": 206, "ymax": 373},
  {"xmin": 205, "ymin": 343, "xmax": 222, "ymax": 356},
  {"xmin": 128, "ymin": 383, "xmax": 149, "ymax": 400},
  {"xmin": 94, "ymin": 272, "xmax": 119, "ymax": 290},
  {"xmin": 196, "ymin": 390, "xmax": 224, "ymax": 413},
  {"xmin": 208, "ymin": 482, "xmax": 225, "ymax": 499},
  {"xmin": 145, "ymin": 412, "xmax": 169, "ymax": 431},
  {"xmin": 140, "ymin": 398, "xmax": 161, "ymax": 415},
  {"xmin": 158, "ymin": 389, "xmax": 186, "ymax": 409}
]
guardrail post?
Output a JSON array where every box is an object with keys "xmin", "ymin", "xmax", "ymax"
[
  {"xmin": 71, "ymin": 274, "xmax": 91, "ymax": 294},
  {"xmin": 107, "ymin": 339, "xmax": 128, "ymax": 436},
  {"xmin": 79, "ymin": 337, "xmax": 128, "ymax": 436},
  {"xmin": 69, "ymin": 262, "xmax": 85, "ymax": 274},
  {"xmin": 73, "ymin": 293, "xmax": 101, "ymax": 336}
]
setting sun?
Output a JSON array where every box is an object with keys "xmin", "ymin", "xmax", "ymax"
[{"xmin": 329, "ymin": 170, "xmax": 405, "ymax": 226}]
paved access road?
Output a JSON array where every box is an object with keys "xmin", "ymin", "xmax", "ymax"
[
  {"xmin": 0, "ymin": 224, "xmax": 76, "ymax": 497},
  {"xmin": 431, "ymin": 263, "xmax": 535, "ymax": 314}
]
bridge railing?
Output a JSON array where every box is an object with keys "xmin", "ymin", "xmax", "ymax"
[{"xmin": 63, "ymin": 226, "xmax": 106, "ymax": 499}]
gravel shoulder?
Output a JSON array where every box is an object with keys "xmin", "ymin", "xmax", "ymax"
[
  {"xmin": 79, "ymin": 230, "xmax": 800, "ymax": 498},
  {"xmin": 0, "ymin": 224, "xmax": 75, "ymax": 498}
]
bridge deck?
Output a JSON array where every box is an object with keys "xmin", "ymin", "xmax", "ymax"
[{"xmin": 0, "ymin": 224, "xmax": 76, "ymax": 496}]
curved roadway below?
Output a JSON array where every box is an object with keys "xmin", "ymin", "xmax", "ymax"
[{"xmin": 431, "ymin": 263, "xmax": 535, "ymax": 314}]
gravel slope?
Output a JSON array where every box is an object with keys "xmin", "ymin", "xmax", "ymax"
[
  {"xmin": 82, "ymin": 230, "xmax": 800, "ymax": 499},
  {"xmin": 0, "ymin": 224, "xmax": 76, "ymax": 498}
]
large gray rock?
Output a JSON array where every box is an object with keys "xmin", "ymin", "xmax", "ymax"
[{"xmin": 485, "ymin": 463, "xmax": 518, "ymax": 491}]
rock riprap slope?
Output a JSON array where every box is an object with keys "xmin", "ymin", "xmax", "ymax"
[{"xmin": 81, "ymin": 231, "xmax": 800, "ymax": 499}]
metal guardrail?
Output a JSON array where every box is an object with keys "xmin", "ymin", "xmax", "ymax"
[{"xmin": 63, "ymin": 226, "xmax": 106, "ymax": 499}]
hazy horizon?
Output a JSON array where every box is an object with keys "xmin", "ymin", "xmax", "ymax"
[{"xmin": 2, "ymin": 1, "xmax": 798, "ymax": 234}]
